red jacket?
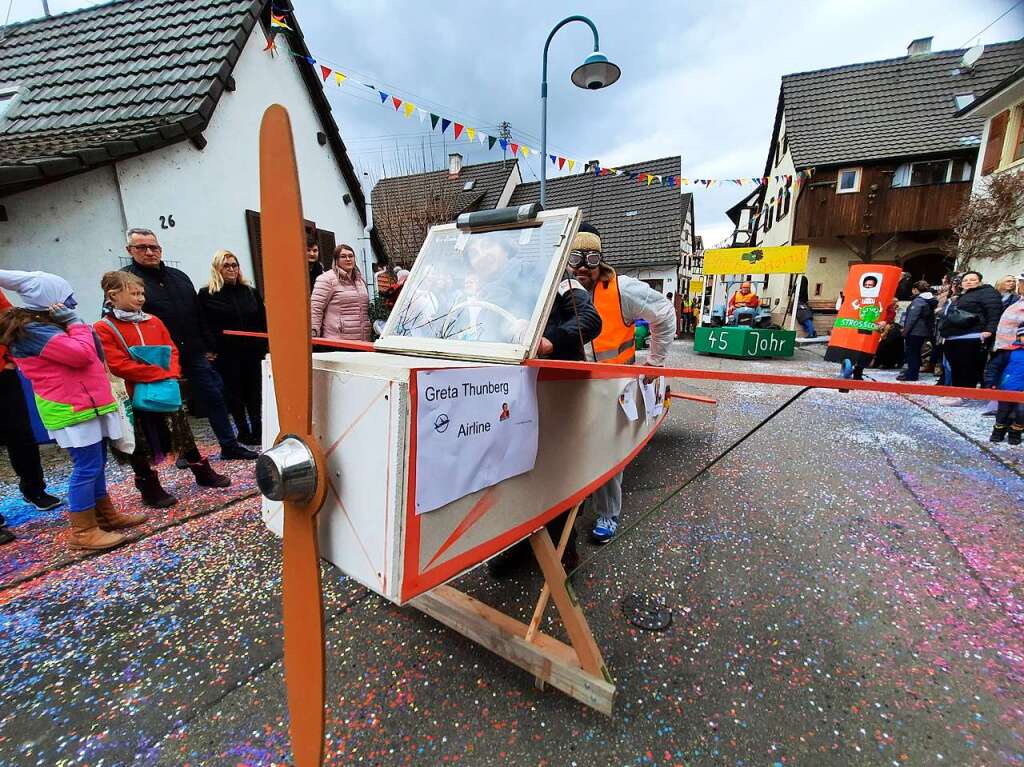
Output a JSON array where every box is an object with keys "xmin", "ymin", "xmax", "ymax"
[
  {"xmin": 0, "ymin": 291, "xmax": 12, "ymax": 365},
  {"xmin": 94, "ymin": 315, "xmax": 181, "ymax": 393}
]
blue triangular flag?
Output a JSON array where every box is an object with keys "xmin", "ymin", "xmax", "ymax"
[
  {"xmin": 441, "ymin": 118, "xmax": 452, "ymax": 134},
  {"xmin": 499, "ymin": 138, "xmax": 508, "ymax": 151},
  {"xmin": 379, "ymin": 91, "xmax": 388, "ymax": 104},
  {"xmin": 305, "ymin": 56, "xmax": 315, "ymax": 64},
  {"xmin": 549, "ymin": 155, "xmax": 557, "ymax": 165}
]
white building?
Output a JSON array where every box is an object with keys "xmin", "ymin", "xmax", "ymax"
[
  {"xmin": 957, "ymin": 64, "xmax": 1024, "ymax": 280},
  {"xmin": 0, "ymin": 0, "xmax": 377, "ymax": 320}
]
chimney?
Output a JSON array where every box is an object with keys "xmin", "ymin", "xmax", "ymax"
[
  {"xmin": 448, "ymin": 153, "xmax": 463, "ymax": 178},
  {"xmin": 907, "ymin": 36, "xmax": 932, "ymax": 57}
]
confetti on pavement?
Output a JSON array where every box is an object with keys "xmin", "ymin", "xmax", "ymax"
[{"xmin": 1, "ymin": 347, "xmax": 1022, "ymax": 766}]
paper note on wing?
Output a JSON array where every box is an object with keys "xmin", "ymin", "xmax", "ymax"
[{"xmin": 415, "ymin": 366, "xmax": 540, "ymax": 514}]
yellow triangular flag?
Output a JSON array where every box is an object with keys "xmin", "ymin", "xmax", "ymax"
[
  {"xmin": 567, "ymin": 159, "xmax": 575, "ymax": 171},
  {"xmin": 521, "ymin": 146, "xmax": 530, "ymax": 158},
  {"xmin": 646, "ymin": 174, "xmax": 653, "ymax": 186},
  {"xmin": 467, "ymin": 127, "xmax": 476, "ymax": 141},
  {"xmin": 334, "ymin": 72, "xmax": 346, "ymax": 86},
  {"xmin": 404, "ymin": 102, "xmax": 415, "ymax": 118}
]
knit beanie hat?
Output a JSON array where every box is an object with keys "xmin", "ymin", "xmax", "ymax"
[
  {"xmin": 571, "ymin": 230, "xmax": 602, "ymax": 253},
  {"xmin": 0, "ymin": 269, "xmax": 77, "ymax": 310}
]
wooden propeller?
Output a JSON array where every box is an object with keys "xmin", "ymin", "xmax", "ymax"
[{"xmin": 256, "ymin": 104, "xmax": 330, "ymax": 767}]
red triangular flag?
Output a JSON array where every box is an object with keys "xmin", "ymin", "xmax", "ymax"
[
  {"xmin": 392, "ymin": 96, "xmax": 402, "ymax": 110},
  {"xmin": 509, "ymin": 142, "xmax": 519, "ymax": 155},
  {"xmin": 454, "ymin": 123, "xmax": 464, "ymax": 140},
  {"xmin": 320, "ymin": 65, "xmax": 332, "ymax": 82},
  {"xmin": 558, "ymin": 157, "xmax": 565, "ymax": 170}
]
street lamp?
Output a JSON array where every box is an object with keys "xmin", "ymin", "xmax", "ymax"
[{"xmin": 540, "ymin": 15, "xmax": 620, "ymax": 207}]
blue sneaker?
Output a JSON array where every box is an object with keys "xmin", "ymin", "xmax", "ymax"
[
  {"xmin": 592, "ymin": 516, "xmax": 618, "ymax": 544},
  {"xmin": 840, "ymin": 359, "xmax": 854, "ymax": 379}
]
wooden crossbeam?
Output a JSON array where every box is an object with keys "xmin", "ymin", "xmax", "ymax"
[{"xmin": 410, "ymin": 524, "xmax": 614, "ymax": 715}]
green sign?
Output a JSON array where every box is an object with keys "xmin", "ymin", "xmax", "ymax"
[
  {"xmin": 834, "ymin": 317, "xmax": 879, "ymax": 331},
  {"xmin": 694, "ymin": 326, "xmax": 796, "ymax": 358}
]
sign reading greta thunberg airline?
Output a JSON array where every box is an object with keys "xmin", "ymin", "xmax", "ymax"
[
  {"xmin": 703, "ymin": 245, "xmax": 809, "ymax": 275},
  {"xmin": 415, "ymin": 366, "xmax": 540, "ymax": 514}
]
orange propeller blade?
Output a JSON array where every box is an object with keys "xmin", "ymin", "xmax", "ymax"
[{"xmin": 259, "ymin": 103, "xmax": 327, "ymax": 767}]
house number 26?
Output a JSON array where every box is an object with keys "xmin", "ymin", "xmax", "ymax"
[{"xmin": 159, "ymin": 214, "xmax": 176, "ymax": 229}]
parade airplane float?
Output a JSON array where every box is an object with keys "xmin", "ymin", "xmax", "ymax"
[{"xmin": 249, "ymin": 105, "xmax": 1024, "ymax": 767}]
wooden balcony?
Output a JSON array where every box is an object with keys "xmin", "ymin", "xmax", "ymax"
[{"xmin": 793, "ymin": 166, "xmax": 971, "ymax": 241}]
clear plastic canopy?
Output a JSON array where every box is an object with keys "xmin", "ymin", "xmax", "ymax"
[{"xmin": 376, "ymin": 208, "xmax": 580, "ymax": 362}]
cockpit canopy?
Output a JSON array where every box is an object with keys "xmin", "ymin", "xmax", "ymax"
[{"xmin": 375, "ymin": 206, "xmax": 582, "ymax": 363}]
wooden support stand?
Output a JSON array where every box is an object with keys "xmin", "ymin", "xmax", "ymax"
[{"xmin": 410, "ymin": 506, "xmax": 615, "ymax": 715}]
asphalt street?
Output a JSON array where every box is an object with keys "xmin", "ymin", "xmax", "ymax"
[{"xmin": 1, "ymin": 341, "xmax": 1022, "ymax": 767}]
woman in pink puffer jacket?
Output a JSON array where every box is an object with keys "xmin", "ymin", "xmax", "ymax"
[{"xmin": 310, "ymin": 244, "xmax": 370, "ymax": 342}]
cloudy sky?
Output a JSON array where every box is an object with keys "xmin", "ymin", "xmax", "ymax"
[{"xmin": 7, "ymin": 0, "xmax": 1023, "ymax": 246}]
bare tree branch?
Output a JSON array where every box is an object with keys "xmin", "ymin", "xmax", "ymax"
[
  {"xmin": 371, "ymin": 158, "xmax": 461, "ymax": 269},
  {"xmin": 948, "ymin": 169, "xmax": 1024, "ymax": 272}
]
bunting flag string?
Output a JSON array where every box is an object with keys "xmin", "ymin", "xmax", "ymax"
[
  {"xmin": 584, "ymin": 162, "xmax": 815, "ymax": 190},
  {"xmin": 274, "ymin": 41, "xmax": 814, "ymax": 190}
]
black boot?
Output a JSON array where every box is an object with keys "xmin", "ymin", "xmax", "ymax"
[
  {"xmin": 189, "ymin": 458, "xmax": 231, "ymax": 488},
  {"xmin": 236, "ymin": 424, "xmax": 261, "ymax": 446},
  {"xmin": 0, "ymin": 513, "xmax": 13, "ymax": 545},
  {"xmin": 134, "ymin": 471, "xmax": 177, "ymax": 508},
  {"xmin": 1009, "ymin": 426, "xmax": 1023, "ymax": 446},
  {"xmin": 990, "ymin": 425, "xmax": 1007, "ymax": 443},
  {"xmin": 220, "ymin": 442, "xmax": 258, "ymax": 460}
]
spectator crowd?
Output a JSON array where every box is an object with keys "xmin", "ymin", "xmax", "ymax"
[{"xmin": 0, "ymin": 228, "xmax": 274, "ymax": 548}]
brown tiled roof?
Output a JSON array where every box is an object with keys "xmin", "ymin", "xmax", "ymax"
[
  {"xmin": 780, "ymin": 40, "xmax": 1024, "ymax": 169},
  {"xmin": 372, "ymin": 159, "xmax": 517, "ymax": 214},
  {"xmin": 370, "ymin": 159, "xmax": 519, "ymax": 264},
  {"xmin": 0, "ymin": 0, "xmax": 369, "ymax": 225},
  {"xmin": 508, "ymin": 156, "xmax": 684, "ymax": 270}
]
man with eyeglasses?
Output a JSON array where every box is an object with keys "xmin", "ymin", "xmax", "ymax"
[
  {"xmin": 569, "ymin": 222, "xmax": 676, "ymax": 543},
  {"xmin": 122, "ymin": 228, "xmax": 257, "ymax": 460}
]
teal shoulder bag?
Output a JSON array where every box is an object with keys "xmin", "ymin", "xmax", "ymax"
[{"xmin": 100, "ymin": 319, "xmax": 182, "ymax": 413}]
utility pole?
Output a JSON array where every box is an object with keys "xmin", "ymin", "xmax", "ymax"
[
  {"xmin": 41, "ymin": 0, "xmax": 51, "ymax": 16},
  {"xmin": 498, "ymin": 121, "xmax": 512, "ymax": 166}
]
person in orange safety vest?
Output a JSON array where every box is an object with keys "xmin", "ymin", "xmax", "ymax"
[
  {"xmin": 568, "ymin": 223, "xmax": 676, "ymax": 543},
  {"xmin": 727, "ymin": 281, "xmax": 760, "ymax": 318}
]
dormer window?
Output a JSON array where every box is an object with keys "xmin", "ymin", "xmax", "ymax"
[
  {"xmin": 0, "ymin": 87, "xmax": 20, "ymax": 120},
  {"xmin": 954, "ymin": 94, "xmax": 974, "ymax": 111},
  {"xmin": 836, "ymin": 167, "xmax": 861, "ymax": 194}
]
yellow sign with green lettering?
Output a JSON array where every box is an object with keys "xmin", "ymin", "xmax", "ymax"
[{"xmin": 703, "ymin": 245, "xmax": 809, "ymax": 275}]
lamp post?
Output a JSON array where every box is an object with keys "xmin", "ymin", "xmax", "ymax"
[{"xmin": 540, "ymin": 15, "xmax": 620, "ymax": 207}]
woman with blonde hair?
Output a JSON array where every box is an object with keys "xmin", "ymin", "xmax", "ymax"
[
  {"xmin": 197, "ymin": 251, "xmax": 267, "ymax": 445},
  {"xmin": 311, "ymin": 243, "xmax": 370, "ymax": 342},
  {"xmin": 996, "ymin": 274, "xmax": 1021, "ymax": 309}
]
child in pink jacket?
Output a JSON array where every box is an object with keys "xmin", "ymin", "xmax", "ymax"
[{"xmin": 0, "ymin": 270, "xmax": 147, "ymax": 550}]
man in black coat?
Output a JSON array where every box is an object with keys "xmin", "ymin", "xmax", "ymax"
[
  {"xmin": 898, "ymin": 280, "xmax": 937, "ymax": 381},
  {"xmin": 122, "ymin": 228, "xmax": 256, "ymax": 460},
  {"xmin": 539, "ymin": 277, "xmax": 602, "ymax": 361},
  {"xmin": 486, "ymin": 267, "xmax": 601, "ymax": 577}
]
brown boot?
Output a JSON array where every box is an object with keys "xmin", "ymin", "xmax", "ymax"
[
  {"xmin": 190, "ymin": 458, "xmax": 231, "ymax": 488},
  {"xmin": 95, "ymin": 495, "xmax": 148, "ymax": 530},
  {"xmin": 68, "ymin": 509, "xmax": 125, "ymax": 550}
]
